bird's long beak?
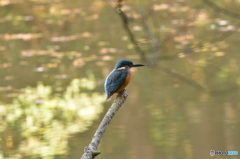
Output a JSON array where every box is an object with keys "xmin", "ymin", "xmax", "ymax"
[{"xmin": 132, "ymin": 63, "xmax": 145, "ymax": 67}]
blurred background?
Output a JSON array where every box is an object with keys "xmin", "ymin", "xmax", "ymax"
[{"xmin": 0, "ymin": 0, "xmax": 240, "ymax": 159}]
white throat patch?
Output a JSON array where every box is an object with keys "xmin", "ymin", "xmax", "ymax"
[{"xmin": 116, "ymin": 67, "xmax": 126, "ymax": 70}]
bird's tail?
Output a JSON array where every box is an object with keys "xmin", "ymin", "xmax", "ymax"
[{"xmin": 106, "ymin": 92, "xmax": 112, "ymax": 100}]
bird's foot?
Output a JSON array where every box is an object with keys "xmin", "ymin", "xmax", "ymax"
[{"xmin": 117, "ymin": 89, "xmax": 128, "ymax": 99}]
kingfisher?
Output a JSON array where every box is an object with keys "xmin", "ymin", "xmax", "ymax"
[{"xmin": 104, "ymin": 59, "xmax": 144, "ymax": 100}]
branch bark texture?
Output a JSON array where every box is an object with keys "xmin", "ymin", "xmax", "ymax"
[
  {"xmin": 115, "ymin": 0, "xmax": 147, "ymax": 63},
  {"xmin": 203, "ymin": 0, "xmax": 240, "ymax": 18},
  {"xmin": 81, "ymin": 92, "xmax": 128, "ymax": 159}
]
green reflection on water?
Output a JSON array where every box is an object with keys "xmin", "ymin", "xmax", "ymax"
[{"xmin": 0, "ymin": 78, "xmax": 105, "ymax": 158}]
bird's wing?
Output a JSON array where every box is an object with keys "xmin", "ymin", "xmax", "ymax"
[{"xmin": 104, "ymin": 70, "xmax": 127, "ymax": 96}]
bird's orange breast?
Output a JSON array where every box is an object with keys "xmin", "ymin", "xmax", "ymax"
[{"xmin": 116, "ymin": 69, "xmax": 132, "ymax": 93}]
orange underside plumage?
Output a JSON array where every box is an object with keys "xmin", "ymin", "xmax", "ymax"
[{"xmin": 116, "ymin": 69, "xmax": 132, "ymax": 93}]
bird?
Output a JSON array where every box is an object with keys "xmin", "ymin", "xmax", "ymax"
[{"xmin": 104, "ymin": 59, "xmax": 144, "ymax": 100}]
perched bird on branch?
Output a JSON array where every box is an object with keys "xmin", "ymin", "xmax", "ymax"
[{"xmin": 104, "ymin": 59, "xmax": 144, "ymax": 100}]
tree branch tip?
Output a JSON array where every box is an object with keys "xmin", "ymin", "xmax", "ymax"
[
  {"xmin": 83, "ymin": 147, "xmax": 101, "ymax": 158},
  {"xmin": 92, "ymin": 151, "xmax": 101, "ymax": 156}
]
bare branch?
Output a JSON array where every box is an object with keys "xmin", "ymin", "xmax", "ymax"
[
  {"xmin": 81, "ymin": 91, "xmax": 128, "ymax": 159},
  {"xmin": 158, "ymin": 65, "xmax": 207, "ymax": 92},
  {"xmin": 112, "ymin": 0, "xmax": 147, "ymax": 63},
  {"xmin": 203, "ymin": 0, "xmax": 240, "ymax": 19},
  {"xmin": 139, "ymin": 8, "xmax": 159, "ymax": 66}
]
